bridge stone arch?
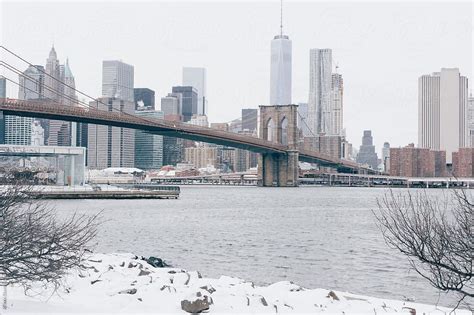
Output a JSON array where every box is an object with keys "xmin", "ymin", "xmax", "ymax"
[
  {"xmin": 258, "ymin": 105, "xmax": 299, "ymax": 187},
  {"xmin": 264, "ymin": 117, "xmax": 275, "ymax": 142}
]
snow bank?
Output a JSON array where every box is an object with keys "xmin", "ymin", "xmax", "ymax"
[{"xmin": 4, "ymin": 253, "xmax": 469, "ymax": 314}]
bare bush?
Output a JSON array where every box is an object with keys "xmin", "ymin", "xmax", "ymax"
[
  {"xmin": 0, "ymin": 184, "xmax": 100, "ymax": 290},
  {"xmin": 374, "ymin": 189, "xmax": 473, "ymax": 307}
]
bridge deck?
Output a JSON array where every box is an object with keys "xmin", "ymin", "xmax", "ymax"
[{"xmin": 0, "ymin": 99, "xmax": 369, "ymax": 172}]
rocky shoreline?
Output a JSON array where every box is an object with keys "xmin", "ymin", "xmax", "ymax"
[{"xmin": 4, "ymin": 253, "xmax": 469, "ymax": 314}]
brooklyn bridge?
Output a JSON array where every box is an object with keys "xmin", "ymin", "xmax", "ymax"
[{"xmin": 0, "ymin": 98, "xmax": 375, "ymax": 187}]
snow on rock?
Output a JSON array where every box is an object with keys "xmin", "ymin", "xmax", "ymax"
[{"xmin": 4, "ymin": 253, "xmax": 470, "ymax": 314}]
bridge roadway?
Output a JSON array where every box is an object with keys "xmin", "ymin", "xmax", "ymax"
[{"xmin": 0, "ymin": 99, "xmax": 367, "ymax": 173}]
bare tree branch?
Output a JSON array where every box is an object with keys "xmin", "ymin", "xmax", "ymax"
[
  {"xmin": 373, "ymin": 189, "xmax": 473, "ymax": 308},
  {"xmin": 0, "ymin": 183, "xmax": 100, "ymax": 290}
]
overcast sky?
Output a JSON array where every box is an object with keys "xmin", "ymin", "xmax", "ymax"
[{"xmin": 1, "ymin": 0, "xmax": 472, "ymax": 151}]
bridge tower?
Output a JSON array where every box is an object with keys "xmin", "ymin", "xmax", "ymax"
[{"xmin": 258, "ymin": 104, "xmax": 299, "ymax": 187}]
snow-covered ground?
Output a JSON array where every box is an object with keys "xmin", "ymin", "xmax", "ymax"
[{"xmin": 4, "ymin": 253, "xmax": 469, "ymax": 314}]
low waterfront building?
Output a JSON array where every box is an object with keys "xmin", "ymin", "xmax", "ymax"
[
  {"xmin": 452, "ymin": 148, "xmax": 474, "ymax": 177},
  {"xmin": 389, "ymin": 144, "xmax": 446, "ymax": 177}
]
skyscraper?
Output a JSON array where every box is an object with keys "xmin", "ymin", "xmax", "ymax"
[
  {"xmin": 297, "ymin": 102, "xmax": 311, "ymax": 137},
  {"xmin": 7, "ymin": 65, "xmax": 44, "ymax": 145},
  {"xmin": 161, "ymin": 93, "xmax": 182, "ymax": 118},
  {"xmin": 182, "ymin": 67, "xmax": 207, "ymax": 115},
  {"xmin": 0, "ymin": 76, "xmax": 6, "ymax": 144},
  {"xmin": 418, "ymin": 68, "xmax": 468, "ymax": 163},
  {"xmin": 41, "ymin": 47, "xmax": 78, "ymax": 146},
  {"xmin": 381, "ymin": 142, "xmax": 390, "ymax": 172},
  {"xmin": 356, "ymin": 130, "xmax": 378, "ymax": 169},
  {"xmin": 0, "ymin": 76, "xmax": 6, "ymax": 98},
  {"xmin": 308, "ymin": 48, "xmax": 332, "ymax": 135},
  {"xmin": 134, "ymin": 88, "xmax": 155, "ymax": 110},
  {"xmin": 468, "ymin": 93, "xmax": 474, "ymax": 147},
  {"xmin": 62, "ymin": 59, "xmax": 77, "ymax": 106},
  {"xmin": 171, "ymin": 86, "xmax": 198, "ymax": 122},
  {"xmin": 161, "ymin": 93, "xmax": 184, "ymax": 166},
  {"xmin": 241, "ymin": 108, "xmax": 258, "ymax": 132},
  {"xmin": 330, "ymin": 73, "xmax": 343, "ymax": 136},
  {"xmin": 269, "ymin": 1, "xmax": 291, "ymax": 105},
  {"xmin": 87, "ymin": 97, "xmax": 135, "ymax": 169},
  {"xmin": 18, "ymin": 65, "xmax": 45, "ymax": 100},
  {"xmin": 48, "ymin": 58, "xmax": 77, "ymax": 146},
  {"xmin": 134, "ymin": 109, "xmax": 164, "ymax": 170},
  {"xmin": 102, "ymin": 60, "xmax": 134, "ymax": 102},
  {"xmin": 44, "ymin": 46, "xmax": 60, "ymax": 101}
]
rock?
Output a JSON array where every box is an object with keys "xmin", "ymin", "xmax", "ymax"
[
  {"xmin": 90, "ymin": 279, "xmax": 102, "ymax": 285},
  {"xmin": 260, "ymin": 297, "xmax": 268, "ymax": 306},
  {"xmin": 128, "ymin": 262, "xmax": 136, "ymax": 268},
  {"xmin": 138, "ymin": 269, "xmax": 151, "ymax": 276},
  {"xmin": 181, "ymin": 295, "xmax": 213, "ymax": 313},
  {"xmin": 327, "ymin": 290, "xmax": 340, "ymax": 301},
  {"xmin": 119, "ymin": 262, "xmax": 125, "ymax": 267},
  {"xmin": 146, "ymin": 256, "xmax": 169, "ymax": 268},
  {"xmin": 118, "ymin": 288, "xmax": 137, "ymax": 295}
]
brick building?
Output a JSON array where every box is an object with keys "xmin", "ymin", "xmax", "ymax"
[
  {"xmin": 390, "ymin": 144, "xmax": 446, "ymax": 177},
  {"xmin": 452, "ymin": 148, "xmax": 474, "ymax": 177}
]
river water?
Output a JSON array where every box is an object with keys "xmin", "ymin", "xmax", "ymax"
[{"xmin": 52, "ymin": 186, "xmax": 462, "ymax": 307}]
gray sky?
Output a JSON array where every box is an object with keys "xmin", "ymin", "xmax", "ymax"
[{"xmin": 1, "ymin": 0, "xmax": 472, "ymax": 151}]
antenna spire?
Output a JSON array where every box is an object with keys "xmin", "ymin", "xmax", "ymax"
[{"xmin": 280, "ymin": 0, "xmax": 283, "ymax": 36}]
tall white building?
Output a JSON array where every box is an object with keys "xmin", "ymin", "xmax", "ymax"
[
  {"xmin": 418, "ymin": 68, "xmax": 469, "ymax": 163},
  {"xmin": 308, "ymin": 48, "xmax": 332, "ymax": 135},
  {"xmin": 182, "ymin": 67, "xmax": 207, "ymax": 116},
  {"xmin": 270, "ymin": 34, "xmax": 292, "ymax": 105},
  {"xmin": 468, "ymin": 93, "xmax": 474, "ymax": 147},
  {"xmin": 102, "ymin": 60, "xmax": 134, "ymax": 102},
  {"xmin": 330, "ymin": 73, "xmax": 343, "ymax": 136}
]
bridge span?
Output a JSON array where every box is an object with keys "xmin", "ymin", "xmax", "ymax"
[{"xmin": 0, "ymin": 99, "xmax": 374, "ymax": 186}]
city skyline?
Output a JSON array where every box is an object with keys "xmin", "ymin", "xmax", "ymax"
[{"xmin": 1, "ymin": 1, "xmax": 472, "ymax": 151}]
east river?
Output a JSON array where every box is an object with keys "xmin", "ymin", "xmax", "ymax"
[{"xmin": 53, "ymin": 186, "xmax": 462, "ymax": 307}]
